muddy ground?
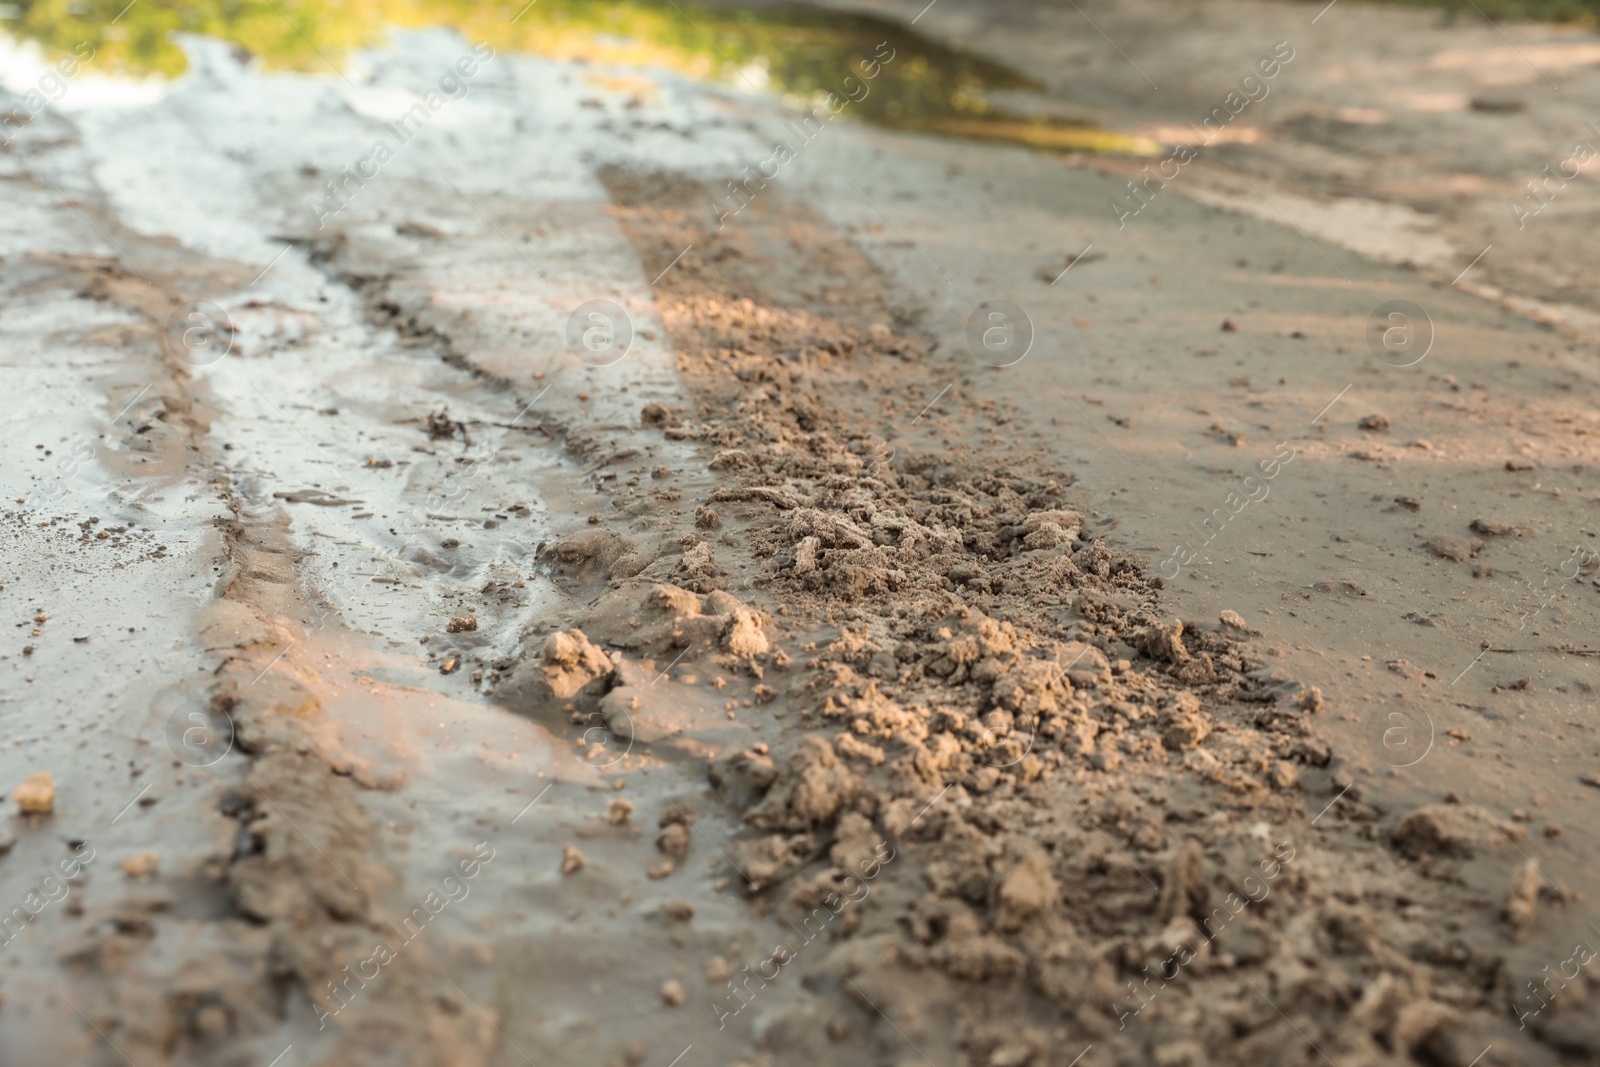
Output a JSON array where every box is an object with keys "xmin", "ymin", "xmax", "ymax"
[{"xmin": 3, "ymin": 4, "xmax": 1600, "ymax": 1067}]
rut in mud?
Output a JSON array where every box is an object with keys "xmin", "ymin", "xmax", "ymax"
[
  {"xmin": 8, "ymin": 222, "xmax": 505, "ymax": 1064},
  {"xmin": 8, "ymin": 31, "xmax": 1597, "ymax": 1064}
]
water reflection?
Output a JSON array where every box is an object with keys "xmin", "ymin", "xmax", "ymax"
[{"xmin": 2, "ymin": 0, "xmax": 1158, "ymax": 153}]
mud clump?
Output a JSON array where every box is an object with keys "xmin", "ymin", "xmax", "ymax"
[
  {"xmin": 533, "ymin": 629, "xmax": 614, "ymax": 701},
  {"xmin": 1425, "ymin": 534, "xmax": 1483, "ymax": 561},
  {"xmin": 1159, "ymin": 692, "xmax": 1212, "ymax": 750},
  {"xmin": 1136, "ymin": 618, "xmax": 1190, "ymax": 663},
  {"xmin": 1393, "ymin": 803, "xmax": 1523, "ymax": 858},
  {"xmin": 120, "ymin": 851, "xmax": 160, "ymax": 878},
  {"xmin": 1470, "ymin": 517, "xmax": 1534, "ymax": 538},
  {"xmin": 994, "ymin": 846, "xmax": 1059, "ymax": 928},
  {"xmin": 583, "ymin": 167, "xmax": 1565, "ymax": 1067},
  {"xmin": 13, "ymin": 771, "xmax": 55, "ymax": 814},
  {"xmin": 745, "ymin": 736, "xmax": 871, "ymax": 832},
  {"xmin": 1018, "ymin": 508, "xmax": 1082, "ymax": 550},
  {"xmin": 720, "ymin": 603, "xmax": 769, "ymax": 657},
  {"xmin": 1504, "ymin": 858, "xmax": 1542, "ymax": 934},
  {"xmin": 540, "ymin": 529, "xmax": 646, "ymax": 582},
  {"xmin": 657, "ymin": 804, "xmax": 694, "ymax": 860},
  {"xmin": 708, "ymin": 745, "xmax": 778, "ymax": 808}
]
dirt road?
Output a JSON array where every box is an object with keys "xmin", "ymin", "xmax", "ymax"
[{"xmin": 3, "ymin": 4, "xmax": 1599, "ymax": 1066}]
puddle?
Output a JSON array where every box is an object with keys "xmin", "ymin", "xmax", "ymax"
[{"xmin": 2, "ymin": 0, "xmax": 1157, "ymax": 153}]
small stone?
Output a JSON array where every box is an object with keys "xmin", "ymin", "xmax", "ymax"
[
  {"xmin": 13, "ymin": 771, "xmax": 54, "ymax": 814},
  {"xmin": 660, "ymin": 979, "xmax": 687, "ymax": 1007},
  {"xmin": 1358, "ymin": 413, "xmax": 1390, "ymax": 432},
  {"xmin": 560, "ymin": 845, "xmax": 586, "ymax": 875},
  {"xmin": 705, "ymin": 955, "xmax": 731, "ymax": 982},
  {"xmin": 447, "ymin": 615, "xmax": 478, "ymax": 633},
  {"xmin": 662, "ymin": 899, "xmax": 695, "ymax": 921},
  {"xmin": 1218, "ymin": 609, "xmax": 1249, "ymax": 630},
  {"xmin": 647, "ymin": 858, "xmax": 675, "ymax": 880}
]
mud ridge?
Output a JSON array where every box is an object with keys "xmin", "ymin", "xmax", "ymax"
[
  {"xmin": 21, "ymin": 177, "xmax": 497, "ymax": 1066},
  {"xmin": 485, "ymin": 167, "xmax": 1583, "ymax": 1066}
]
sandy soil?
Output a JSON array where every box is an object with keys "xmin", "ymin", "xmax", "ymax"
[{"xmin": 3, "ymin": 4, "xmax": 1600, "ymax": 1067}]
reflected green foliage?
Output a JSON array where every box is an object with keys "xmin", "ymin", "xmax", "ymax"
[
  {"xmin": 1364, "ymin": 0, "xmax": 1597, "ymax": 23},
  {"xmin": 1, "ymin": 0, "xmax": 1154, "ymax": 153}
]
